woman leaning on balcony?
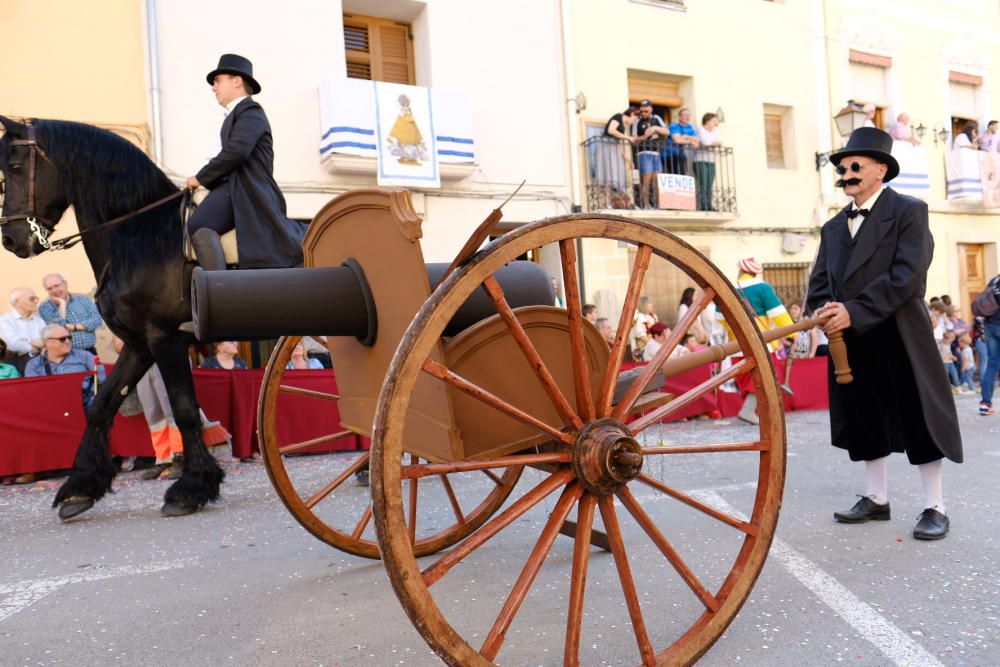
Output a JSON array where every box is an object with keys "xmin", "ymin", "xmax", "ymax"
[{"xmin": 596, "ymin": 106, "xmax": 638, "ymax": 208}]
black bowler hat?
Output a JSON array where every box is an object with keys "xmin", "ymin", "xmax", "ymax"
[
  {"xmin": 206, "ymin": 54, "xmax": 261, "ymax": 94},
  {"xmin": 829, "ymin": 127, "xmax": 899, "ymax": 182}
]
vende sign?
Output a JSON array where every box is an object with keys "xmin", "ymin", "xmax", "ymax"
[{"xmin": 657, "ymin": 173, "xmax": 696, "ymax": 211}]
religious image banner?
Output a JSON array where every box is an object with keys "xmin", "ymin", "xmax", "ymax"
[{"xmin": 373, "ymin": 81, "xmax": 440, "ymax": 188}]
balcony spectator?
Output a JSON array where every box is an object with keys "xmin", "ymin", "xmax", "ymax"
[
  {"xmin": 595, "ymin": 317, "xmax": 614, "ymax": 348},
  {"xmin": 0, "ymin": 338, "xmax": 21, "ymax": 379},
  {"xmin": 582, "ymin": 304, "xmax": 598, "ymax": 323},
  {"xmin": 201, "ymin": 340, "xmax": 248, "ymax": 370},
  {"xmin": 888, "ymin": 113, "xmax": 921, "ymax": 146},
  {"xmin": 596, "ymin": 106, "xmax": 638, "ymax": 209},
  {"xmin": 980, "ymin": 120, "xmax": 999, "ymax": 152},
  {"xmin": 695, "ymin": 112, "xmax": 722, "ymax": 210},
  {"xmin": 286, "ymin": 341, "xmax": 324, "ymax": 370},
  {"xmin": 0, "ymin": 287, "xmax": 46, "ymax": 374},
  {"xmin": 634, "ymin": 101, "xmax": 667, "ymax": 209},
  {"xmin": 39, "ymin": 273, "xmax": 104, "ymax": 355},
  {"xmin": 862, "ymin": 103, "xmax": 877, "ymax": 128},
  {"xmin": 953, "ymin": 120, "xmax": 979, "ymax": 150},
  {"xmin": 664, "ymin": 108, "xmax": 700, "ymax": 176},
  {"xmin": 25, "ymin": 324, "xmax": 97, "ymax": 408}
]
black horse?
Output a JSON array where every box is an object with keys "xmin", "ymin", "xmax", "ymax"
[{"xmin": 0, "ymin": 116, "xmax": 224, "ymax": 519}]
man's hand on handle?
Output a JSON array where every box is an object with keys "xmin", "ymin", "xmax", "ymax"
[
  {"xmin": 186, "ymin": 176, "xmax": 201, "ymax": 190},
  {"xmin": 816, "ymin": 302, "xmax": 851, "ymax": 334}
]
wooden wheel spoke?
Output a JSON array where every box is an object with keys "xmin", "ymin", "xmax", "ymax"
[
  {"xmin": 630, "ymin": 357, "xmax": 756, "ymax": 433},
  {"xmin": 422, "ymin": 358, "xmax": 574, "ymax": 445},
  {"xmin": 616, "ymin": 486, "xmax": 720, "ymax": 612},
  {"xmin": 278, "ymin": 430, "xmax": 354, "ymax": 456},
  {"xmin": 400, "ymin": 451, "xmax": 570, "ymax": 479},
  {"xmin": 439, "ymin": 474, "xmax": 466, "ymax": 525},
  {"xmin": 422, "ymin": 469, "xmax": 575, "ymax": 587},
  {"xmin": 277, "ymin": 384, "xmax": 339, "ymax": 401},
  {"xmin": 612, "ymin": 288, "xmax": 716, "ymax": 420},
  {"xmin": 637, "ymin": 473, "xmax": 757, "ymax": 535},
  {"xmin": 596, "ymin": 495, "xmax": 656, "ymax": 666},
  {"xmin": 352, "ymin": 505, "xmax": 373, "ymax": 539},
  {"xmin": 565, "ymin": 492, "xmax": 597, "ymax": 665},
  {"xmin": 304, "ymin": 453, "xmax": 370, "ymax": 510},
  {"xmin": 408, "ymin": 455, "xmax": 419, "ymax": 546},
  {"xmin": 482, "ymin": 276, "xmax": 583, "ymax": 430},
  {"xmin": 641, "ymin": 440, "xmax": 769, "ymax": 455},
  {"xmin": 597, "ymin": 244, "xmax": 653, "ymax": 416},
  {"xmin": 483, "ymin": 469, "xmax": 503, "ymax": 485},
  {"xmin": 480, "ymin": 482, "xmax": 584, "ymax": 661},
  {"xmin": 560, "ymin": 239, "xmax": 595, "ymax": 421}
]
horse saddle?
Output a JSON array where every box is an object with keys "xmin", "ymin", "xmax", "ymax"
[{"xmin": 183, "ymin": 229, "xmax": 239, "ymax": 266}]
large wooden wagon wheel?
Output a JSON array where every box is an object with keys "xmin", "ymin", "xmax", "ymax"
[
  {"xmin": 258, "ymin": 335, "xmax": 522, "ymax": 559},
  {"xmin": 371, "ymin": 215, "xmax": 786, "ymax": 665}
]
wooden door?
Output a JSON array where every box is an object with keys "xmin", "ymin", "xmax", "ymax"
[{"xmin": 958, "ymin": 243, "xmax": 986, "ymax": 323}]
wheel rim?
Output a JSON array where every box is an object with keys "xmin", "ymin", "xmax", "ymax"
[
  {"xmin": 258, "ymin": 335, "xmax": 522, "ymax": 559},
  {"xmin": 372, "ymin": 214, "xmax": 786, "ymax": 665}
]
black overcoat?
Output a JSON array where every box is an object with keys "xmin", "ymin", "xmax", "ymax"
[
  {"xmin": 806, "ymin": 187, "xmax": 963, "ymax": 463},
  {"xmin": 196, "ymin": 98, "xmax": 306, "ymax": 269}
]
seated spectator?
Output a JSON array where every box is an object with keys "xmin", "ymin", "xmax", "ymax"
[
  {"xmin": 888, "ymin": 113, "xmax": 921, "ymax": 146},
  {"xmin": 0, "ymin": 287, "xmax": 46, "ymax": 374},
  {"xmin": 631, "ymin": 296, "xmax": 659, "ymax": 358},
  {"xmin": 0, "ymin": 337, "xmax": 21, "ymax": 379},
  {"xmin": 681, "ymin": 332, "xmax": 701, "ymax": 354},
  {"xmin": 642, "ymin": 322, "xmax": 670, "ymax": 362},
  {"xmin": 664, "ymin": 107, "xmax": 700, "ymax": 175},
  {"xmin": 25, "ymin": 324, "xmax": 96, "ymax": 408},
  {"xmin": 201, "ymin": 341, "xmax": 248, "ymax": 370},
  {"xmin": 286, "ymin": 342, "xmax": 324, "ymax": 370},
  {"xmin": 595, "ymin": 317, "xmax": 614, "ymax": 347},
  {"xmin": 39, "ymin": 273, "xmax": 103, "ymax": 355},
  {"xmin": 953, "ymin": 121, "xmax": 979, "ymax": 150},
  {"xmin": 582, "ymin": 304, "xmax": 598, "ymax": 323},
  {"xmin": 302, "ymin": 336, "xmax": 332, "ymax": 369}
]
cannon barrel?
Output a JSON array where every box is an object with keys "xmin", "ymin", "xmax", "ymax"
[
  {"xmin": 659, "ymin": 317, "xmax": 853, "ymax": 384},
  {"xmin": 191, "ymin": 259, "xmax": 554, "ymax": 343}
]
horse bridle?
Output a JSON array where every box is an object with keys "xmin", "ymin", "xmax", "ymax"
[
  {"xmin": 0, "ymin": 122, "xmax": 59, "ymax": 249},
  {"xmin": 0, "ymin": 122, "xmax": 189, "ymax": 252}
]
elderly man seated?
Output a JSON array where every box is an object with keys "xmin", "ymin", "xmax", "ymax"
[
  {"xmin": 25, "ymin": 324, "xmax": 96, "ymax": 405},
  {"xmin": 0, "ymin": 287, "xmax": 46, "ymax": 374}
]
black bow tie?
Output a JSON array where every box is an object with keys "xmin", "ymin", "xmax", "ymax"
[{"xmin": 846, "ymin": 208, "xmax": 870, "ymax": 220}]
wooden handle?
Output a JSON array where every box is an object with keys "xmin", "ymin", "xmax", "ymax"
[{"xmin": 827, "ymin": 330, "xmax": 853, "ymax": 384}]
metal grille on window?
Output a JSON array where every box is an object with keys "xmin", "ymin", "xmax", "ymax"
[{"xmin": 762, "ymin": 262, "xmax": 811, "ymax": 308}]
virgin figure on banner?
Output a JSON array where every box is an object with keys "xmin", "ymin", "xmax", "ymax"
[{"xmin": 387, "ymin": 95, "xmax": 429, "ymax": 165}]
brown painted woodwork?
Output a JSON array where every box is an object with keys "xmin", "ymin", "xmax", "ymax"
[
  {"xmin": 560, "ymin": 239, "xmax": 596, "ymax": 421},
  {"xmin": 399, "ymin": 452, "xmax": 570, "ymax": 479},
  {"xmin": 370, "ymin": 214, "xmax": 787, "ymax": 666},
  {"xmin": 564, "ymin": 493, "xmax": 597, "ymax": 665},
  {"xmin": 637, "ymin": 473, "xmax": 757, "ymax": 535},
  {"xmin": 958, "ymin": 243, "xmax": 987, "ymax": 324},
  {"xmin": 827, "ymin": 331, "xmax": 853, "ymax": 384},
  {"xmin": 257, "ymin": 334, "xmax": 521, "ymax": 560},
  {"xmin": 557, "ymin": 514, "xmax": 611, "ymax": 552}
]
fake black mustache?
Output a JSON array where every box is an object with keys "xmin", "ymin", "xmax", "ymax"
[{"xmin": 835, "ymin": 178, "xmax": 862, "ymax": 188}]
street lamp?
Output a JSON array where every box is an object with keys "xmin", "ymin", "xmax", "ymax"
[
  {"xmin": 934, "ymin": 126, "xmax": 950, "ymax": 146},
  {"xmin": 815, "ymin": 104, "xmax": 870, "ymax": 170},
  {"xmin": 914, "ymin": 123, "xmax": 927, "ymax": 140}
]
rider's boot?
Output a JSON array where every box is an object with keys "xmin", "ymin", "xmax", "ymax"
[{"xmin": 191, "ymin": 228, "xmax": 227, "ymax": 271}]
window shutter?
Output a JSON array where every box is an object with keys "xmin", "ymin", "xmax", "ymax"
[
  {"xmin": 344, "ymin": 15, "xmax": 414, "ymax": 85},
  {"xmin": 764, "ymin": 114, "xmax": 784, "ymax": 168}
]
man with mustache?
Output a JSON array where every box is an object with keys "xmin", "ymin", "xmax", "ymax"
[{"xmin": 807, "ymin": 127, "xmax": 962, "ymax": 540}]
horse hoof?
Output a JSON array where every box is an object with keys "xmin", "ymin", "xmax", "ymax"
[
  {"xmin": 58, "ymin": 496, "xmax": 95, "ymax": 521},
  {"xmin": 161, "ymin": 501, "xmax": 199, "ymax": 518}
]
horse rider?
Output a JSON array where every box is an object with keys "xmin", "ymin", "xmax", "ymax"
[{"xmin": 186, "ymin": 54, "xmax": 306, "ymax": 271}]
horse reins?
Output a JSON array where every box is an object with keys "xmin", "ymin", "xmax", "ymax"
[{"xmin": 0, "ymin": 122, "xmax": 190, "ymax": 251}]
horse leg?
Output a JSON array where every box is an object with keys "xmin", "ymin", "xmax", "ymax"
[
  {"xmin": 54, "ymin": 346, "xmax": 153, "ymax": 520},
  {"xmin": 152, "ymin": 337, "xmax": 225, "ymax": 517}
]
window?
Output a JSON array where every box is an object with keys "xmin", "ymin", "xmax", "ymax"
[
  {"xmin": 848, "ymin": 50, "xmax": 891, "ymax": 129},
  {"xmin": 629, "ymin": 0, "xmax": 686, "ymax": 9},
  {"xmin": 344, "ymin": 14, "xmax": 414, "ymax": 84},
  {"xmin": 949, "ymin": 70, "xmax": 981, "ymax": 138},
  {"xmin": 762, "ymin": 262, "xmax": 811, "ymax": 308},
  {"xmin": 763, "ymin": 104, "xmax": 794, "ymax": 169}
]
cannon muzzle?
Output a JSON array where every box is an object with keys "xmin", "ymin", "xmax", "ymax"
[{"xmin": 191, "ymin": 259, "xmax": 553, "ymax": 343}]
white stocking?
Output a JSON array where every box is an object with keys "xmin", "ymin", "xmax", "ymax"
[
  {"xmin": 918, "ymin": 459, "xmax": 945, "ymax": 514},
  {"xmin": 865, "ymin": 456, "xmax": 888, "ymax": 506}
]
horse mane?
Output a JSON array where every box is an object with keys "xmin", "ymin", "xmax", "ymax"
[{"xmin": 34, "ymin": 120, "xmax": 182, "ymax": 270}]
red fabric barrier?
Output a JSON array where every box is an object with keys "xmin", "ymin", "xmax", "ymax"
[
  {"xmin": 621, "ymin": 362, "xmax": 717, "ymax": 422},
  {"xmin": 0, "ymin": 368, "xmax": 362, "ymax": 476}
]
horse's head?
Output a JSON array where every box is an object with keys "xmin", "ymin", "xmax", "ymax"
[{"xmin": 0, "ymin": 116, "xmax": 68, "ymax": 258}]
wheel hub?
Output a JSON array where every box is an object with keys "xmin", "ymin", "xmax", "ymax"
[{"xmin": 571, "ymin": 418, "xmax": 643, "ymax": 495}]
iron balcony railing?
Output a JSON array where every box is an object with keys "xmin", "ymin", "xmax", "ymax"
[{"xmin": 582, "ymin": 137, "xmax": 737, "ymax": 214}]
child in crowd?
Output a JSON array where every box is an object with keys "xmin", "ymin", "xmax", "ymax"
[
  {"xmin": 929, "ymin": 301, "xmax": 948, "ymax": 341},
  {"xmin": 939, "ymin": 330, "xmax": 960, "ymax": 392},
  {"xmin": 958, "ymin": 334, "xmax": 976, "ymax": 393}
]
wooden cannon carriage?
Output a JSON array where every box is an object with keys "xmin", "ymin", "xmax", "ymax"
[{"xmin": 192, "ymin": 188, "xmax": 849, "ymax": 666}]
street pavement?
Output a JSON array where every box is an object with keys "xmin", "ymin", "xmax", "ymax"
[{"xmin": 1, "ymin": 392, "xmax": 997, "ymax": 666}]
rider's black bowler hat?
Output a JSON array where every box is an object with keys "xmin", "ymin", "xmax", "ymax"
[{"xmin": 206, "ymin": 54, "xmax": 261, "ymax": 95}]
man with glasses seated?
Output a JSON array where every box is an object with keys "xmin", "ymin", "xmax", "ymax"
[
  {"xmin": 807, "ymin": 127, "xmax": 962, "ymax": 541},
  {"xmin": 25, "ymin": 324, "xmax": 97, "ymax": 409},
  {"xmin": 0, "ymin": 287, "xmax": 46, "ymax": 374},
  {"xmin": 38, "ymin": 273, "xmax": 103, "ymax": 355}
]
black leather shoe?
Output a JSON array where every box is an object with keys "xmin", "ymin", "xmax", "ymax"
[
  {"xmin": 834, "ymin": 496, "xmax": 890, "ymax": 523},
  {"xmin": 913, "ymin": 508, "xmax": 949, "ymax": 540}
]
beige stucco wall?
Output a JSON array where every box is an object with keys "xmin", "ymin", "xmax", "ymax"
[{"xmin": 0, "ymin": 0, "xmax": 148, "ymax": 301}]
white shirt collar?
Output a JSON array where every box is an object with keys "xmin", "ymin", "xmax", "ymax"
[
  {"xmin": 225, "ymin": 96, "xmax": 249, "ymax": 115},
  {"xmin": 852, "ymin": 186, "xmax": 885, "ymax": 214}
]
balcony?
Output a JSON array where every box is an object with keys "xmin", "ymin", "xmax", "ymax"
[{"xmin": 581, "ymin": 137, "xmax": 737, "ymax": 219}]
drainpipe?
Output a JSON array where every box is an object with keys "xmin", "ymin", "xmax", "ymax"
[
  {"xmin": 145, "ymin": 0, "xmax": 165, "ymax": 167},
  {"xmin": 558, "ymin": 0, "xmax": 587, "ymax": 300}
]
